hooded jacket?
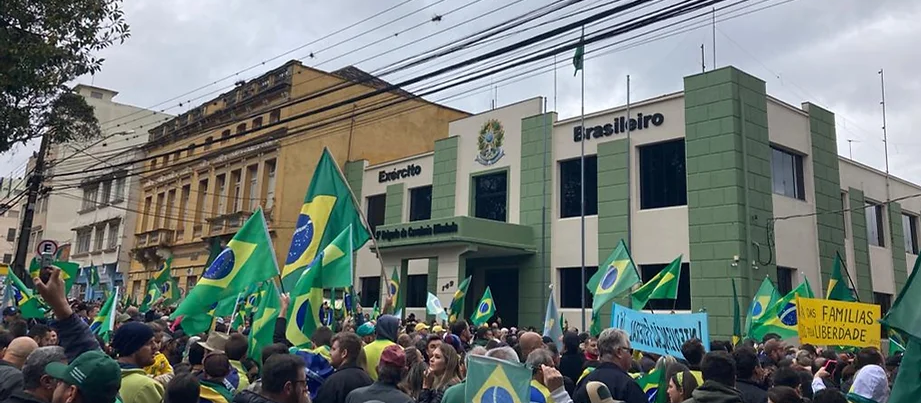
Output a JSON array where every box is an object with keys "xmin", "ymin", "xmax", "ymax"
[
  {"xmin": 846, "ymin": 365, "xmax": 889, "ymax": 403},
  {"xmin": 0, "ymin": 360, "xmax": 23, "ymax": 402},
  {"xmin": 682, "ymin": 380, "xmax": 744, "ymax": 403},
  {"xmin": 362, "ymin": 315, "xmax": 400, "ymax": 381}
]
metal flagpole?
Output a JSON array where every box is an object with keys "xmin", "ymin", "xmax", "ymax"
[
  {"xmin": 879, "ymin": 69, "xmax": 891, "ymax": 205},
  {"xmin": 542, "ymin": 98, "xmax": 549, "ymax": 320},
  {"xmin": 626, "ymin": 75, "xmax": 632, "ymax": 249},
  {"xmin": 579, "ymin": 25, "xmax": 587, "ymax": 332}
]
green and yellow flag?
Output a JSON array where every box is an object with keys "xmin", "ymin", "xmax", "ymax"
[
  {"xmin": 882, "ymin": 255, "xmax": 921, "ymax": 403},
  {"xmin": 172, "ymin": 209, "xmax": 279, "ymax": 321},
  {"xmin": 88, "ymin": 265, "xmax": 100, "ymax": 287},
  {"xmin": 631, "ymin": 255, "xmax": 682, "ymax": 310},
  {"xmin": 572, "ymin": 34, "xmax": 584, "ymax": 76},
  {"xmin": 30, "ymin": 258, "xmax": 79, "ymax": 294},
  {"xmin": 751, "ymin": 277, "xmax": 814, "ymax": 340},
  {"xmin": 249, "ymin": 281, "xmax": 280, "ymax": 363},
  {"xmin": 281, "ymin": 148, "xmax": 369, "ymax": 291},
  {"xmin": 636, "ymin": 368, "xmax": 666, "ymax": 403},
  {"xmin": 465, "ymin": 355, "xmax": 530, "ymax": 402},
  {"xmin": 587, "ymin": 240, "xmax": 640, "ymax": 312},
  {"xmin": 7, "ymin": 271, "xmax": 45, "ymax": 318},
  {"xmin": 731, "ymin": 278, "xmax": 742, "ymax": 345},
  {"xmin": 826, "ymin": 253, "xmax": 855, "ymax": 301},
  {"xmin": 287, "ymin": 225, "xmax": 354, "ymax": 347},
  {"xmin": 89, "ymin": 288, "xmax": 119, "ymax": 343},
  {"xmin": 470, "ymin": 287, "xmax": 495, "ymax": 327},
  {"xmin": 448, "ymin": 276, "xmax": 471, "ymax": 323},
  {"xmin": 745, "ymin": 277, "xmax": 780, "ymax": 336},
  {"xmin": 388, "ymin": 267, "xmax": 401, "ymax": 314}
]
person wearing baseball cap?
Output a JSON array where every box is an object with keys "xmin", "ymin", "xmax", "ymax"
[
  {"xmin": 413, "ymin": 323, "xmax": 429, "ymax": 336},
  {"xmin": 345, "ymin": 345, "xmax": 413, "ymax": 403},
  {"xmin": 2, "ymin": 307, "xmax": 21, "ymax": 325},
  {"xmin": 44, "ymin": 350, "xmax": 122, "ymax": 403}
]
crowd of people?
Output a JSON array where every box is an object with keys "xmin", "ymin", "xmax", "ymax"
[{"xmin": 0, "ymin": 266, "xmax": 901, "ymax": 403}]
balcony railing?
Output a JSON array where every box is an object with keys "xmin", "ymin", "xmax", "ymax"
[
  {"xmin": 206, "ymin": 211, "xmax": 253, "ymax": 236},
  {"xmin": 134, "ymin": 228, "xmax": 175, "ymax": 248}
]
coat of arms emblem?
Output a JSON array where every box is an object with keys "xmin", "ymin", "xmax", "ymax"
[{"xmin": 475, "ymin": 119, "xmax": 505, "ymax": 166}]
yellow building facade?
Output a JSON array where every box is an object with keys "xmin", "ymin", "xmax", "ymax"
[{"xmin": 128, "ymin": 60, "xmax": 467, "ymax": 299}]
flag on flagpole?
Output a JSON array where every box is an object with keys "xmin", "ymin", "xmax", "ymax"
[
  {"xmin": 172, "ymin": 209, "xmax": 279, "ymax": 320},
  {"xmin": 448, "ymin": 276, "xmax": 471, "ymax": 323},
  {"xmin": 881, "ymin": 254, "xmax": 921, "ymax": 403},
  {"xmin": 471, "ymin": 287, "xmax": 495, "ymax": 327},
  {"xmin": 90, "ymin": 287, "xmax": 119, "ymax": 343},
  {"xmin": 631, "ymin": 255, "xmax": 682, "ymax": 310},
  {"xmin": 572, "ymin": 32, "xmax": 585, "ymax": 76},
  {"xmin": 388, "ymin": 267, "xmax": 402, "ymax": 315},
  {"xmin": 751, "ymin": 277, "xmax": 814, "ymax": 340},
  {"xmin": 589, "ymin": 310, "xmax": 602, "ymax": 337},
  {"xmin": 731, "ymin": 278, "xmax": 742, "ymax": 346},
  {"xmin": 587, "ymin": 240, "xmax": 640, "ymax": 312},
  {"xmin": 826, "ymin": 253, "xmax": 855, "ymax": 301},
  {"xmin": 281, "ymin": 148, "xmax": 369, "ymax": 291},
  {"xmin": 543, "ymin": 292, "xmax": 562, "ymax": 350},
  {"xmin": 7, "ymin": 271, "xmax": 45, "ymax": 318},
  {"xmin": 248, "ymin": 281, "xmax": 280, "ymax": 363},
  {"xmin": 287, "ymin": 226, "xmax": 355, "ymax": 347},
  {"xmin": 426, "ymin": 292, "xmax": 448, "ymax": 322},
  {"xmin": 745, "ymin": 277, "xmax": 780, "ymax": 336}
]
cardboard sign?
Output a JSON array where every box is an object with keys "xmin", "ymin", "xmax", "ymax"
[
  {"xmin": 611, "ymin": 304, "xmax": 710, "ymax": 360},
  {"xmin": 796, "ymin": 297, "xmax": 881, "ymax": 347}
]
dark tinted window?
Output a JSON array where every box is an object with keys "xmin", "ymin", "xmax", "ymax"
[
  {"xmin": 640, "ymin": 140, "xmax": 687, "ymax": 209},
  {"xmin": 771, "ymin": 147, "xmax": 806, "ymax": 200},
  {"xmin": 776, "ymin": 266, "xmax": 795, "ymax": 295},
  {"xmin": 559, "ymin": 267, "xmax": 598, "ymax": 308},
  {"xmin": 366, "ymin": 194, "xmax": 386, "ymax": 232},
  {"xmin": 409, "ymin": 186, "xmax": 432, "ymax": 222},
  {"xmin": 406, "ymin": 274, "xmax": 428, "ymax": 307},
  {"xmin": 560, "ymin": 156, "xmax": 598, "ymax": 218},
  {"xmin": 639, "ymin": 262, "xmax": 691, "ymax": 310},
  {"xmin": 359, "ymin": 276, "xmax": 381, "ymax": 308},
  {"xmin": 473, "ymin": 171, "xmax": 507, "ymax": 222}
]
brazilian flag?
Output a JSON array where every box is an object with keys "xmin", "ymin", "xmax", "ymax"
[
  {"xmin": 448, "ymin": 276, "xmax": 471, "ymax": 323},
  {"xmin": 731, "ymin": 278, "xmax": 742, "ymax": 346},
  {"xmin": 631, "ymin": 255, "xmax": 682, "ymax": 310},
  {"xmin": 172, "ymin": 209, "xmax": 279, "ymax": 321},
  {"xmin": 7, "ymin": 271, "xmax": 45, "ymax": 318},
  {"xmin": 139, "ymin": 284, "xmax": 161, "ymax": 312},
  {"xmin": 471, "ymin": 287, "xmax": 495, "ymax": 327},
  {"xmin": 751, "ymin": 277, "xmax": 814, "ymax": 340},
  {"xmin": 745, "ymin": 277, "xmax": 780, "ymax": 336},
  {"xmin": 160, "ymin": 277, "xmax": 180, "ymax": 306},
  {"xmin": 465, "ymin": 355, "xmax": 530, "ymax": 402},
  {"xmin": 587, "ymin": 240, "xmax": 640, "ymax": 312},
  {"xmin": 30, "ymin": 258, "xmax": 80, "ymax": 294},
  {"xmin": 90, "ymin": 288, "xmax": 119, "ymax": 343},
  {"xmin": 388, "ymin": 267, "xmax": 401, "ymax": 314},
  {"xmin": 248, "ymin": 281, "xmax": 280, "ymax": 363},
  {"xmin": 826, "ymin": 253, "xmax": 855, "ymax": 301},
  {"xmin": 287, "ymin": 226, "xmax": 353, "ymax": 347},
  {"xmin": 281, "ymin": 148, "xmax": 369, "ymax": 291},
  {"xmin": 635, "ymin": 368, "xmax": 666, "ymax": 403}
]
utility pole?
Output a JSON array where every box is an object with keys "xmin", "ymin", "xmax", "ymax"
[{"xmin": 12, "ymin": 133, "xmax": 51, "ymax": 282}]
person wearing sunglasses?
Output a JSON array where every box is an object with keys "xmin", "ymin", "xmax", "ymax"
[{"xmin": 572, "ymin": 329, "xmax": 645, "ymax": 403}]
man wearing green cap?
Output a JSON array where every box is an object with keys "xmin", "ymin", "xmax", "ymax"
[{"xmin": 44, "ymin": 350, "xmax": 122, "ymax": 403}]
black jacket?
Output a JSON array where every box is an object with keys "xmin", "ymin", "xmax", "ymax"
[
  {"xmin": 0, "ymin": 361, "xmax": 22, "ymax": 402},
  {"xmin": 735, "ymin": 379, "xmax": 768, "ymax": 403},
  {"xmin": 313, "ymin": 364, "xmax": 373, "ymax": 403},
  {"xmin": 233, "ymin": 390, "xmax": 280, "ymax": 403},
  {"xmin": 1, "ymin": 390, "xmax": 47, "ymax": 403},
  {"xmin": 573, "ymin": 363, "xmax": 646, "ymax": 403},
  {"xmin": 50, "ymin": 313, "xmax": 100, "ymax": 361},
  {"xmin": 558, "ymin": 351, "xmax": 585, "ymax": 383}
]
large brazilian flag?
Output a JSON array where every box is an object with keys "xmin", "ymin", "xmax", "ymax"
[
  {"xmin": 465, "ymin": 355, "xmax": 530, "ymax": 402},
  {"xmin": 171, "ymin": 209, "xmax": 279, "ymax": 321},
  {"xmin": 281, "ymin": 148, "xmax": 369, "ymax": 291}
]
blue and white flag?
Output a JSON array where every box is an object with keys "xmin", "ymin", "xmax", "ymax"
[
  {"xmin": 426, "ymin": 292, "xmax": 448, "ymax": 321},
  {"xmin": 543, "ymin": 292, "xmax": 563, "ymax": 350}
]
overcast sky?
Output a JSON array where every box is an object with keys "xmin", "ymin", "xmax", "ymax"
[{"xmin": 6, "ymin": 0, "xmax": 919, "ymax": 187}]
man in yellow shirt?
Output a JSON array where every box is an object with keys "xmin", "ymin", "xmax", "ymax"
[
  {"xmin": 224, "ymin": 333, "xmax": 251, "ymax": 392},
  {"xmin": 361, "ymin": 315, "xmax": 400, "ymax": 381}
]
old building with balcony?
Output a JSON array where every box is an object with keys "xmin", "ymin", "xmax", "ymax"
[{"xmin": 127, "ymin": 60, "xmax": 467, "ymax": 298}]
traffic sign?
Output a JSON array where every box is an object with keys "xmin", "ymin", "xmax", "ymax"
[{"xmin": 36, "ymin": 239, "xmax": 58, "ymax": 256}]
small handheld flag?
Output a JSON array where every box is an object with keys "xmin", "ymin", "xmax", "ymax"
[{"xmin": 471, "ymin": 287, "xmax": 495, "ymax": 327}]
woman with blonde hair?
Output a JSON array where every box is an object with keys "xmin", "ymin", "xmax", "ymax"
[{"xmin": 417, "ymin": 343, "xmax": 461, "ymax": 403}]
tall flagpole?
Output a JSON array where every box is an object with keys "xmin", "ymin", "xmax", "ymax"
[
  {"xmin": 579, "ymin": 25, "xmax": 587, "ymax": 332},
  {"xmin": 625, "ymin": 75, "xmax": 631, "ymax": 248}
]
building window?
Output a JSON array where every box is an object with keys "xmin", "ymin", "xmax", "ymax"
[
  {"xmin": 187, "ymin": 276, "xmax": 197, "ymax": 292},
  {"xmin": 196, "ymin": 180, "xmax": 208, "ymax": 223},
  {"xmin": 903, "ymin": 213, "xmax": 918, "ymax": 254},
  {"xmin": 473, "ymin": 171, "xmax": 508, "ymax": 222},
  {"xmin": 359, "ymin": 276, "xmax": 380, "ymax": 308},
  {"xmin": 163, "ymin": 154, "xmax": 169, "ymax": 166},
  {"xmin": 236, "ymin": 124, "xmax": 246, "ymax": 136},
  {"xmin": 265, "ymin": 161, "xmax": 276, "ymax": 210},
  {"xmin": 165, "ymin": 189, "xmax": 176, "ymax": 228},
  {"xmin": 776, "ymin": 266, "xmax": 795, "ymax": 295},
  {"xmin": 231, "ymin": 170, "xmax": 242, "ymax": 213},
  {"xmin": 90, "ymin": 91, "xmax": 103, "ymax": 99},
  {"xmin": 366, "ymin": 194, "xmax": 386, "ymax": 232},
  {"xmin": 150, "ymin": 159, "xmax": 157, "ymax": 171},
  {"xmin": 269, "ymin": 110, "xmax": 280, "ymax": 123},
  {"xmin": 76, "ymin": 229, "xmax": 91, "ymax": 253},
  {"xmin": 874, "ymin": 292, "xmax": 891, "ymax": 334},
  {"xmin": 179, "ymin": 185, "xmax": 191, "ymax": 223},
  {"xmin": 94, "ymin": 226, "xmax": 105, "ymax": 251},
  {"xmin": 216, "ymin": 175, "xmax": 227, "ymax": 215},
  {"xmin": 559, "ymin": 267, "xmax": 598, "ymax": 308},
  {"xmin": 5, "ymin": 228, "xmax": 14, "ymax": 242},
  {"xmin": 100, "ymin": 180, "xmax": 112, "ymax": 205},
  {"xmin": 253, "ymin": 117, "xmax": 263, "ymax": 129},
  {"xmin": 247, "ymin": 165, "xmax": 259, "ymax": 211},
  {"xmin": 107, "ymin": 223, "xmax": 119, "ymax": 249},
  {"xmin": 82, "ymin": 186, "xmax": 98, "ymax": 211},
  {"xmin": 409, "ymin": 186, "xmax": 432, "ymax": 222},
  {"xmin": 142, "ymin": 197, "xmax": 152, "ymax": 230},
  {"xmin": 114, "ymin": 175, "xmax": 126, "ymax": 202},
  {"xmin": 866, "ymin": 202, "xmax": 885, "ymax": 247},
  {"xmin": 155, "ymin": 193, "xmax": 165, "ymax": 228},
  {"xmin": 1, "ymin": 254, "xmax": 10, "ymax": 264},
  {"xmin": 559, "ymin": 156, "xmax": 598, "ymax": 218},
  {"xmin": 640, "ymin": 139, "xmax": 687, "ymax": 209},
  {"xmin": 639, "ymin": 262, "xmax": 691, "ymax": 310},
  {"xmin": 187, "ymin": 143, "xmax": 196, "ymax": 156},
  {"xmin": 842, "ymin": 191, "xmax": 848, "ymax": 239},
  {"xmin": 771, "ymin": 147, "xmax": 806, "ymax": 200},
  {"xmin": 405, "ymin": 274, "xmax": 428, "ymax": 307},
  {"xmin": 204, "ymin": 137, "xmax": 213, "ymax": 151}
]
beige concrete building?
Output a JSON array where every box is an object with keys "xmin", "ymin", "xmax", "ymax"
[{"xmin": 0, "ymin": 178, "xmax": 26, "ymax": 265}]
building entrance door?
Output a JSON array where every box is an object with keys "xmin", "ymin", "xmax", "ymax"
[{"xmin": 483, "ymin": 268, "xmax": 519, "ymax": 328}]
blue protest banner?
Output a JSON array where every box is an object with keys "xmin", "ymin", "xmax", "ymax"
[{"xmin": 610, "ymin": 304, "xmax": 710, "ymax": 360}]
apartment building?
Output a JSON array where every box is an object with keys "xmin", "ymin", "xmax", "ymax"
[{"xmin": 127, "ymin": 60, "xmax": 467, "ymax": 298}]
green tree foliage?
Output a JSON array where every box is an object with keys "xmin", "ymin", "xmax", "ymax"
[{"xmin": 0, "ymin": 0, "xmax": 130, "ymax": 151}]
